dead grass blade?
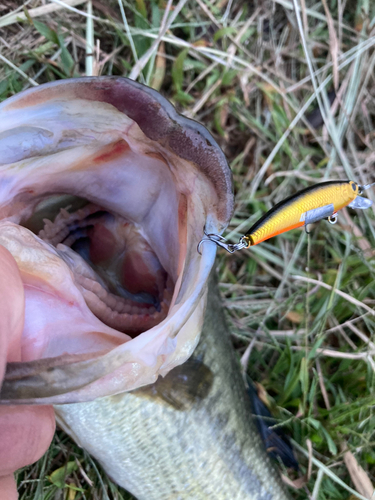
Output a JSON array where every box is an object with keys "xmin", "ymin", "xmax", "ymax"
[
  {"xmin": 293, "ymin": 441, "xmax": 372, "ymax": 500},
  {"xmin": 150, "ymin": 42, "xmax": 166, "ymax": 91},
  {"xmin": 292, "ymin": 275, "xmax": 375, "ymax": 316},
  {"xmin": 0, "ymin": 0, "xmax": 87, "ymax": 27},
  {"xmin": 85, "ymin": 0, "xmax": 94, "ymax": 76},
  {"xmin": 321, "ymin": 0, "xmax": 339, "ymax": 91},
  {"xmin": 128, "ymin": 0, "xmax": 187, "ymax": 81},
  {"xmin": 0, "ymin": 54, "xmax": 38, "ymax": 86},
  {"xmin": 343, "ymin": 447, "xmax": 375, "ymax": 500}
]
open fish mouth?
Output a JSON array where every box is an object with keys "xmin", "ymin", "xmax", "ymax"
[
  {"xmin": 28, "ymin": 199, "xmax": 172, "ymax": 335},
  {"xmin": 0, "ymin": 77, "xmax": 233, "ymax": 404}
]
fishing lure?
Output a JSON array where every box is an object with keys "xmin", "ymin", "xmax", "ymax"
[{"xmin": 199, "ymin": 180, "xmax": 374, "ymax": 254}]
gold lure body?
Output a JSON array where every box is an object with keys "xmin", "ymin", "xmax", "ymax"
[{"xmin": 243, "ymin": 180, "xmax": 359, "ymax": 247}]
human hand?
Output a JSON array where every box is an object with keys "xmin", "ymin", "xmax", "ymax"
[{"xmin": 0, "ymin": 246, "xmax": 55, "ymax": 500}]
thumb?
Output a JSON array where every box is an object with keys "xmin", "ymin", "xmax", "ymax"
[
  {"xmin": 0, "ymin": 244, "xmax": 24, "ymax": 373},
  {"xmin": 0, "ymin": 245, "xmax": 55, "ymax": 497},
  {"xmin": 0, "ymin": 245, "xmax": 25, "ymax": 376}
]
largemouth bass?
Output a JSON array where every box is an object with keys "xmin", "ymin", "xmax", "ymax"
[{"xmin": 0, "ymin": 78, "xmax": 290, "ymax": 499}]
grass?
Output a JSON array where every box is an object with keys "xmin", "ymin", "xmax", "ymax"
[{"xmin": 1, "ymin": 0, "xmax": 375, "ymax": 498}]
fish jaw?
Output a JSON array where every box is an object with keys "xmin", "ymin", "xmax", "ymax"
[{"xmin": 0, "ymin": 77, "xmax": 233, "ymax": 404}]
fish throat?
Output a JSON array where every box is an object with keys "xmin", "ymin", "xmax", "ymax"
[{"xmin": 26, "ymin": 197, "xmax": 173, "ymax": 336}]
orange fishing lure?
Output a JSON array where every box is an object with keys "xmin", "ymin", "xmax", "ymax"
[{"xmin": 199, "ymin": 180, "xmax": 374, "ymax": 254}]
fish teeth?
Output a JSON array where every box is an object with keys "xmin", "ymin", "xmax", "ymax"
[
  {"xmin": 114, "ymin": 300, "xmax": 125, "ymax": 313},
  {"xmin": 76, "ymin": 271, "xmax": 166, "ymax": 333},
  {"xmin": 105, "ymin": 294, "xmax": 118, "ymax": 310},
  {"xmin": 89, "ymin": 279, "xmax": 103, "ymax": 297},
  {"xmin": 38, "ymin": 203, "xmax": 101, "ymax": 245},
  {"xmin": 60, "ymin": 207, "xmax": 71, "ymax": 219}
]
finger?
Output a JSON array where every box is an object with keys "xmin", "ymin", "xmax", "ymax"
[
  {"xmin": 0, "ymin": 473, "xmax": 18, "ymax": 500},
  {"xmin": 0, "ymin": 246, "xmax": 55, "ymax": 482},
  {"xmin": 0, "ymin": 245, "xmax": 25, "ymax": 376},
  {"xmin": 0, "ymin": 405, "xmax": 55, "ymax": 476}
]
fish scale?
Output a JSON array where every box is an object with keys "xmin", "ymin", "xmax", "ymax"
[{"xmin": 56, "ymin": 276, "xmax": 291, "ymax": 500}]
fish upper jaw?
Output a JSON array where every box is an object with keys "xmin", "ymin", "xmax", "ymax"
[{"xmin": 0, "ymin": 77, "xmax": 233, "ymax": 404}]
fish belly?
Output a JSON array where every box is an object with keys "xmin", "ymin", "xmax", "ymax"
[{"xmin": 55, "ymin": 277, "xmax": 290, "ymax": 500}]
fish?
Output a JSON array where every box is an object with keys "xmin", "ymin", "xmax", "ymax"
[
  {"xmin": 0, "ymin": 77, "xmax": 290, "ymax": 498},
  {"xmin": 200, "ymin": 180, "xmax": 373, "ymax": 254}
]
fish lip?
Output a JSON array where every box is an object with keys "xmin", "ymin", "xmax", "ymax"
[{"xmin": 0, "ymin": 77, "xmax": 234, "ymax": 404}]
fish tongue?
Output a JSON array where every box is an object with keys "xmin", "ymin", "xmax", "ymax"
[{"xmin": 0, "ymin": 77, "xmax": 234, "ymax": 404}]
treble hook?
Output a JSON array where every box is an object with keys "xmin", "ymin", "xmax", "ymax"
[{"xmin": 197, "ymin": 230, "xmax": 249, "ymax": 255}]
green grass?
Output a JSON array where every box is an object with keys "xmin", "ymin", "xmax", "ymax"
[{"xmin": 1, "ymin": 0, "xmax": 375, "ymax": 498}]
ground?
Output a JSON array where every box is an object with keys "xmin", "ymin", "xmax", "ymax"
[{"xmin": 1, "ymin": 0, "xmax": 375, "ymax": 499}]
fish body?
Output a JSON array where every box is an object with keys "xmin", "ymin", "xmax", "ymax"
[
  {"xmin": 243, "ymin": 180, "xmax": 361, "ymax": 247},
  {"xmin": 56, "ymin": 276, "xmax": 291, "ymax": 500}
]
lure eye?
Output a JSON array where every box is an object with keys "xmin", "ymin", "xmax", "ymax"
[{"xmin": 351, "ymin": 182, "xmax": 357, "ymax": 192}]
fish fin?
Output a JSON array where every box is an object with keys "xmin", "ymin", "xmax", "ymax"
[
  {"xmin": 132, "ymin": 357, "xmax": 214, "ymax": 411},
  {"xmin": 247, "ymin": 379, "xmax": 299, "ymax": 471}
]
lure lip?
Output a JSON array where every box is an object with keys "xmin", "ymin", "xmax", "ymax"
[{"xmin": 348, "ymin": 196, "xmax": 373, "ymax": 209}]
